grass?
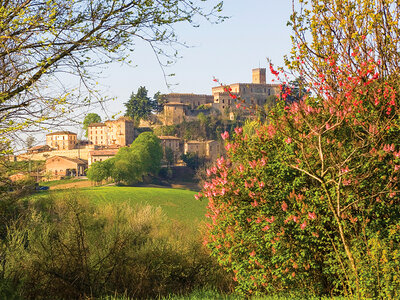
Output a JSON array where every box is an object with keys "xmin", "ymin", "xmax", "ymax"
[
  {"xmin": 101, "ymin": 289, "xmax": 350, "ymax": 299},
  {"xmin": 30, "ymin": 186, "xmax": 207, "ymax": 224},
  {"xmin": 40, "ymin": 178, "xmax": 88, "ymax": 187}
]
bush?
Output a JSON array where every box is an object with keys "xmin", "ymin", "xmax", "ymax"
[
  {"xmin": 197, "ymin": 1, "xmax": 400, "ymax": 298},
  {"xmin": 0, "ymin": 193, "xmax": 232, "ymax": 299}
]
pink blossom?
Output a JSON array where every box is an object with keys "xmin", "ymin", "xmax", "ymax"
[
  {"xmin": 251, "ymin": 200, "xmax": 258, "ymax": 207},
  {"xmin": 308, "ymin": 212, "xmax": 316, "ymax": 220},
  {"xmin": 281, "ymin": 201, "xmax": 288, "ymax": 211},
  {"xmin": 262, "ymin": 225, "xmax": 270, "ymax": 231},
  {"xmin": 285, "ymin": 137, "xmax": 292, "ymax": 144},
  {"xmin": 221, "ymin": 131, "xmax": 229, "ymax": 140},
  {"xmin": 234, "ymin": 127, "xmax": 243, "ymax": 135},
  {"xmin": 250, "ymin": 250, "xmax": 256, "ymax": 257},
  {"xmin": 300, "ymin": 221, "xmax": 307, "ymax": 230},
  {"xmin": 249, "ymin": 160, "xmax": 257, "ymax": 169},
  {"xmin": 292, "ymin": 216, "xmax": 298, "ymax": 223},
  {"xmin": 259, "ymin": 181, "xmax": 265, "ymax": 188},
  {"xmin": 266, "ymin": 216, "xmax": 275, "ymax": 223}
]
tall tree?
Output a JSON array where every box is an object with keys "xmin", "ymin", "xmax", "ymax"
[
  {"xmin": 124, "ymin": 87, "xmax": 153, "ymax": 122},
  {"xmin": 83, "ymin": 113, "xmax": 102, "ymax": 137}
]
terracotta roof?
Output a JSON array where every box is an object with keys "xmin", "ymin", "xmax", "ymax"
[
  {"xmin": 105, "ymin": 116, "xmax": 134, "ymax": 123},
  {"xmin": 166, "ymin": 93, "xmax": 213, "ymax": 97},
  {"xmin": 88, "ymin": 122, "xmax": 105, "ymax": 127},
  {"xmin": 28, "ymin": 145, "xmax": 50, "ymax": 151},
  {"xmin": 89, "ymin": 149, "xmax": 118, "ymax": 156},
  {"xmin": 158, "ymin": 136, "xmax": 180, "ymax": 140},
  {"xmin": 46, "ymin": 131, "xmax": 77, "ymax": 136},
  {"xmin": 164, "ymin": 102, "xmax": 188, "ymax": 106},
  {"xmin": 47, "ymin": 155, "xmax": 87, "ymax": 165}
]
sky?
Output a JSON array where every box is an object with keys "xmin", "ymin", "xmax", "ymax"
[{"xmin": 96, "ymin": 1, "xmax": 294, "ymax": 119}]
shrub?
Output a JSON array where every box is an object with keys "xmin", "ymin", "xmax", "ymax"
[
  {"xmin": 0, "ymin": 192, "xmax": 232, "ymax": 299},
  {"xmin": 198, "ymin": 0, "xmax": 400, "ymax": 297}
]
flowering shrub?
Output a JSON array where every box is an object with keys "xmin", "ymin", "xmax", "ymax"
[{"xmin": 199, "ymin": 0, "xmax": 400, "ymax": 297}]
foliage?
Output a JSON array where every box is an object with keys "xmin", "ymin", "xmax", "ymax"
[
  {"xmin": 0, "ymin": 193, "xmax": 232, "ymax": 299},
  {"xmin": 153, "ymin": 125, "xmax": 177, "ymax": 137},
  {"xmin": 83, "ymin": 113, "xmax": 102, "ymax": 137},
  {"xmin": 125, "ymin": 87, "xmax": 162, "ymax": 122},
  {"xmin": 165, "ymin": 147, "xmax": 175, "ymax": 166},
  {"xmin": 87, "ymin": 132, "xmax": 162, "ymax": 184},
  {"xmin": 181, "ymin": 153, "xmax": 206, "ymax": 170},
  {"xmin": 199, "ymin": 0, "xmax": 400, "ymax": 298}
]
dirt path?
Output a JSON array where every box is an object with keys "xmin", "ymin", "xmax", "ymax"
[{"xmin": 50, "ymin": 180, "xmax": 95, "ymax": 190}]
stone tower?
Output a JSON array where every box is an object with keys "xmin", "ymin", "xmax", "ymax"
[{"xmin": 252, "ymin": 68, "xmax": 266, "ymax": 84}]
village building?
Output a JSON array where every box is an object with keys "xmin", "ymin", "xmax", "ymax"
[
  {"xmin": 164, "ymin": 93, "xmax": 214, "ymax": 109},
  {"xmin": 46, "ymin": 131, "xmax": 77, "ymax": 150},
  {"xmin": 162, "ymin": 102, "xmax": 188, "ymax": 126},
  {"xmin": 158, "ymin": 136, "xmax": 181, "ymax": 162},
  {"xmin": 212, "ymin": 68, "xmax": 280, "ymax": 113},
  {"xmin": 27, "ymin": 145, "xmax": 51, "ymax": 154},
  {"xmin": 88, "ymin": 117, "xmax": 135, "ymax": 147},
  {"xmin": 88, "ymin": 149, "xmax": 119, "ymax": 166},
  {"xmin": 45, "ymin": 155, "xmax": 87, "ymax": 179},
  {"xmin": 184, "ymin": 140, "xmax": 221, "ymax": 161}
]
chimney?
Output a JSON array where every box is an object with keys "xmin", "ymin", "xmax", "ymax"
[{"xmin": 252, "ymin": 68, "xmax": 266, "ymax": 84}]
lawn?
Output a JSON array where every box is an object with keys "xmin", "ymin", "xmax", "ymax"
[
  {"xmin": 40, "ymin": 178, "xmax": 88, "ymax": 187},
  {"xmin": 32, "ymin": 186, "xmax": 207, "ymax": 224}
]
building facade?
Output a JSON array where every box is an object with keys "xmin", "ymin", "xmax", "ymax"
[
  {"xmin": 184, "ymin": 140, "xmax": 221, "ymax": 161},
  {"xmin": 88, "ymin": 117, "xmax": 135, "ymax": 147},
  {"xmin": 45, "ymin": 156, "xmax": 87, "ymax": 179},
  {"xmin": 158, "ymin": 136, "xmax": 181, "ymax": 163},
  {"xmin": 164, "ymin": 93, "xmax": 214, "ymax": 109},
  {"xmin": 88, "ymin": 149, "xmax": 119, "ymax": 166},
  {"xmin": 162, "ymin": 103, "xmax": 188, "ymax": 126},
  {"xmin": 46, "ymin": 131, "xmax": 77, "ymax": 150}
]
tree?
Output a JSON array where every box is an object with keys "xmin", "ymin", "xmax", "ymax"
[
  {"xmin": 165, "ymin": 147, "xmax": 174, "ymax": 166},
  {"xmin": 130, "ymin": 132, "xmax": 163, "ymax": 176},
  {"xmin": 87, "ymin": 132, "xmax": 162, "ymax": 184},
  {"xmin": 83, "ymin": 113, "xmax": 102, "ymax": 137},
  {"xmin": 181, "ymin": 153, "xmax": 205, "ymax": 170},
  {"xmin": 199, "ymin": 0, "xmax": 400, "ymax": 297},
  {"xmin": 125, "ymin": 87, "xmax": 153, "ymax": 122},
  {"xmin": 0, "ymin": 0, "xmax": 224, "ymax": 151},
  {"xmin": 25, "ymin": 137, "xmax": 35, "ymax": 150},
  {"xmin": 124, "ymin": 87, "xmax": 166, "ymax": 123}
]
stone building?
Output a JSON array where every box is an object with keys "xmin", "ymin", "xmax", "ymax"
[
  {"xmin": 212, "ymin": 68, "xmax": 280, "ymax": 113},
  {"xmin": 184, "ymin": 140, "xmax": 221, "ymax": 161},
  {"xmin": 162, "ymin": 102, "xmax": 188, "ymax": 126},
  {"xmin": 46, "ymin": 131, "xmax": 77, "ymax": 150},
  {"xmin": 27, "ymin": 145, "xmax": 51, "ymax": 154},
  {"xmin": 158, "ymin": 136, "xmax": 181, "ymax": 163},
  {"xmin": 164, "ymin": 93, "xmax": 214, "ymax": 109},
  {"xmin": 88, "ymin": 116, "xmax": 135, "ymax": 147},
  {"xmin": 88, "ymin": 149, "xmax": 119, "ymax": 166},
  {"xmin": 45, "ymin": 155, "xmax": 87, "ymax": 179}
]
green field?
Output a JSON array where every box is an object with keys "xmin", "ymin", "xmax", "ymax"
[{"xmin": 32, "ymin": 186, "xmax": 207, "ymax": 224}]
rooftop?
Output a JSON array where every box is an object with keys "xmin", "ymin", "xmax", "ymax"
[
  {"xmin": 46, "ymin": 131, "xmax": 77, "ymax": 136},
  {"xmin": 158, "ymin": 136, "xmax": 180, "ymax": 140}
]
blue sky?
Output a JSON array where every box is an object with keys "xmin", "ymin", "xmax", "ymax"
[{"xmin": 96, "ymin": 1, "xmax": 294, "ymax": 119}]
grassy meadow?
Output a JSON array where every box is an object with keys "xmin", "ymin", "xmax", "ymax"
[{"xmin": 31, "ymin": 186, "xmax": 207, "ymax": 224}]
